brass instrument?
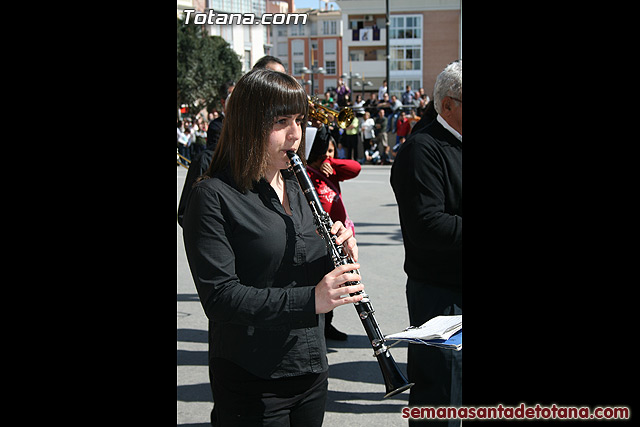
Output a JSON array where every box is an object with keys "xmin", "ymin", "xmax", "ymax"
[{"xmin": 308, "ymin": 96, "xmax": 354, "ymax": 129}]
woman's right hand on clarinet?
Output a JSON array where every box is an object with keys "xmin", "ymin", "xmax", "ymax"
[{"xmin": 315, "ymin": 263, "xmax": 364, "ymax": 314}]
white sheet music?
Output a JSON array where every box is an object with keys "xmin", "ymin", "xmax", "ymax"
[{"xmin": 385, "ymin": 315, "xmax": 462, "ymax": 341}]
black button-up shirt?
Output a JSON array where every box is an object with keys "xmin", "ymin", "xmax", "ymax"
[{"xmin": 182, "ymin": 168, "xmax": 331, "ymax": 379}]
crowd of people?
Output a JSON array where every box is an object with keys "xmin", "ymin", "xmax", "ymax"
[
  {"xmin": 176, "ymin": 112, "xmax": 216, "ymax": 167},
  {"xmin": 177, "ymin": 77, "xmax": 437, "ymax": 168},
  {"xmin": 317, "ymin": 80, "xmax": 436, "ymax": 165}
]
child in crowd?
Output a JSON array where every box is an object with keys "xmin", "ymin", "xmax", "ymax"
[{"xmin": 306, "ymin": 125, "xmax": 362, "ymax": 340}]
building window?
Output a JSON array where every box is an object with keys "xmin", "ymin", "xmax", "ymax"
[
  {"xmin": 349, "ymin": 19, "xmax": 363, "ymax": 30},
  {"xmin": 349, "ymin": 50, "xmax": 364, "ymax": 62},
  {"xmin": 292, "ymin": 39, "xmax": 305, "ymax": 61},
  {"xmin": 291, "ymin": 22, "xmax": 305, "ymax": 36},
  {"xmin": 323, "ymin": 21, "xmax": 337, "ymax": 35},
  {"xmin": 293, "ymin": 62, "xmax": 305, "ymax": 75},
  {"xmin": 208, "ymin": 0, "xmax": 257, "ymax": 14},
  {"xmin": 390, "ymin": 15, "xmax": 422, "ymax": 39},
  {"xmin": 390, "ymin": 46, "xmax": 421, "ymax": 71},
  {"xmin": 324, "ymin": 39, "xmax": 336, "ymax": 56},
  {"xmin": 277, "ymin": 41, "xmax": 288, "ymax": 57},
  {"xmin": 325, "ymin": 60, "xmax": 336, "ymax": 75},
  {"xmin": 389, "ymin": 79, "xmax": 422, "ymax": 99},
  {"xmin": 244, "ymin": 49, "xmax": 252, "ymax": 72}
]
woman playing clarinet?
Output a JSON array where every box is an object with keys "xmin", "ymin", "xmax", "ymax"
[{"xmin": 182, "ymin": 68, "xmax": 364, "ymax": 427}]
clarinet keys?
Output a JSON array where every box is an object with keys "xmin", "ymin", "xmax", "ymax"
[{"xmin": 285, "ymin": 150, "xmax": 413, "ymax": 399}]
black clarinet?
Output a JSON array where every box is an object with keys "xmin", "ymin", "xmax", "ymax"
[{"xmin": 286, "ymin": 150, "xmax": 414, "ymax": 398}]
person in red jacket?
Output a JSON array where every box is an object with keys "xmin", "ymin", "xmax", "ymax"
[
  {"xmin": 307, "ymin": 125, "xmax": 361, "ymax": 340},
  {"xmin": 307, "ymin": 126, "xmax": 361, "ymax": 235},
  {"xmin": 395, "ymin": 110, "xmax": 411, "ymax": 145}
]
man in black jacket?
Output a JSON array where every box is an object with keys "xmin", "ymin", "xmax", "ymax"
[{"xmin": 390, "ymin": 59, "xmax": 462, "ymax": 426}]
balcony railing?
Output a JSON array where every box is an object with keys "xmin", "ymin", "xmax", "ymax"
[{"xmin": 349, "ymin": 27, "xmax": 385, "ymax": 43}]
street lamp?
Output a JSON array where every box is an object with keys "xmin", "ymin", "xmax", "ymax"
[
  {"xmin": 354, "ymin": 76, "xmax": 374, "ymax": 98},
  {"xmin": 300, "ymin": 65, "xmax": 326, "ymax": 96},
  {"xmin": 343, "ymin": 71, "xmax": 373, "ymax": 98}
]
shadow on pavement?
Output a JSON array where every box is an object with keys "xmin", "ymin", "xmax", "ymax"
[
  {"xmin": 326, "ymin": 389, "xmax": 408, "ymax": 414},
  {"xmin": 177, "ymin": 382, "xmax": 212, "ymax": 403},
  {"xmin": 328, "ymin": 360, "xmax": 409, "ymax": 385}
]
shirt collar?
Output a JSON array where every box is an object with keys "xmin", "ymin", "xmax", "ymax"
[{"xmin": 437, "ymin": 114, "xmax": 462, "ymax": 142}]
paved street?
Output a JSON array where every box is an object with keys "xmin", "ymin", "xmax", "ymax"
[{"xmin": 177, "ymin": 163, "xmax": 412, "ymax": 426}]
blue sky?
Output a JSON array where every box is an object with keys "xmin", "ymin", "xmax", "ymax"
[{"xmin": 294, "ymin": 0, "xmax": 340, "ymax": 10}]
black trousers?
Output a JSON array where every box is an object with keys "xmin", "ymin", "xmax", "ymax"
[
  {"xmin": 210, "ymin": 357, "xmax": 328, "ymax": 427},
  {"xmin": 406, "ymin": 278, "xmax": 462, "ymax": 426},
  {"xmin": 342, "ymin": 133, "xmax": 359, "ymax": 160}
]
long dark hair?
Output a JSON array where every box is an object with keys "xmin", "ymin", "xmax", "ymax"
[{"xmin": 206, "ymin": 69, "xmax": 308, "ymax": 192}]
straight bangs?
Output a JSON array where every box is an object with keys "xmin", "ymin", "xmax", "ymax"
[
  {"xmin": 209, "ymin": 69, "xmax": 309, "ymax": 192},
  {"xmin": 265, "ymin": 77, "xmax": 309, "ymax": 124},
  {"xmin": 260, "ymin": 71, "xmax": 309, "ymax": 164}
]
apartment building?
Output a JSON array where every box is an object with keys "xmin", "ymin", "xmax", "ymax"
[
  {"xmin": 336, "ymin": 0, "xmax": 461, "ymax": 98},
  {"xmin": 270, "ymin": 6, "xmax": 343, "ymax": 96},
  {"xmin": 177, "ymin": 0, "xmax": 461, "ymax": 99}
]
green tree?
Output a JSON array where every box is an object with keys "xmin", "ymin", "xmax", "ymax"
[{"xmin": 177, "ymin": 17, "xmax": 242, "ymax": 118}]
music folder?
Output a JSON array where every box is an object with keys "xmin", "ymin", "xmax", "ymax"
[{"xmin": 385, "ymin": 315, "xmax": 462, "ymax": 351}]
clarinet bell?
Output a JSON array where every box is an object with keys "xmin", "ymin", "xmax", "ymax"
[{"xmin": 378, "ymin": 351, "xmax": 414, "ymax": 398}]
